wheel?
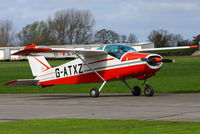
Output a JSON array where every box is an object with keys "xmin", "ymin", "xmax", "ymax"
[
  {"xmin": 144, "ymin": 84, "xmax": 154, "ymax": 97},
  {"xmin": 132, "ymin": 86, "xmax": 141, "ymax": 96},
  {"xmin": 90, "ymin": 88, "xmax": 99, "ymax": 98}
]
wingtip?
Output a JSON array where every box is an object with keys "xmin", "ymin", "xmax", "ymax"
[
  {"xmin": 189, "ymin": 46, "xmax": 198, "ymax": 48},
  {"xmin": 12, "ymin": 44, "xmax": 40, "ymax": 55},
  {"xmin": 24, "ymin": 44, "xmax": 38, "ymax": 50}
]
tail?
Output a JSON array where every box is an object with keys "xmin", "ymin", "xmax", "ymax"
[{"xmin": 27, "ymin": 56, "xmax": 51, "ymax": 76}]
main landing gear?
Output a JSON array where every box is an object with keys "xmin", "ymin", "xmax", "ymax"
[
  {"xmin": 89, "ymin": 79, "xmax": 154, "ymax": 98},
  {"xmin": 90, "ymin": 81, "xmax": 106, "ymax": 98},
  {"xmin": 90, "ymin": 88, "xmax": 99, "ymax": 98},
  {"xmin": 122, "ymin": 79, "xmax": 154, "ymax": 97}
]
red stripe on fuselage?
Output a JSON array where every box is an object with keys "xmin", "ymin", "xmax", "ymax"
[{"xmin": 39, "ymin": 63, "xmax": 160, "ymax": 86}]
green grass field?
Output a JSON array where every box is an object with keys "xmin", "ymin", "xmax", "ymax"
[
  {"xmin": 0, "ymin": 119, "xmax": 200, "ymax": 134},
  {"xmin": 0, "ymin": 56, "xmax": 200, "ymax": 94}
]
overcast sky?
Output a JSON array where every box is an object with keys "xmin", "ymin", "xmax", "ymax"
[{"xmin": 0, "ymin": 0, "xmax": 199, "ymax": 42}]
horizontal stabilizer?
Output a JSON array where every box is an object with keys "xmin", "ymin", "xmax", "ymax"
[{"xmin": 4, "ymin": 79, "xmax": 39, "ymax": 87}]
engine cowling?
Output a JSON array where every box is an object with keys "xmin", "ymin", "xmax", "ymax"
[{"xmin": 143, "ymin": 54, "xmax": 163, "ymax": 69}]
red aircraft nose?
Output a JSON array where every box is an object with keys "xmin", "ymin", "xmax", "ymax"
[{"xmin": 153, "ymin": 57, "xmax": 162, "ymax": 63}]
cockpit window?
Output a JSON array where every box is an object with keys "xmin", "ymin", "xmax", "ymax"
[
  {"xmin": 96, "ymin": 46, "xmax": 104, "ymax": 50},
  {"xmin": 97, "ymin": 44, "xmax": 137, "ymax": 59}
]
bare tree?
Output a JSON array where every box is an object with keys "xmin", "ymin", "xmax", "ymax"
[
  {"xmin": 48, "ymin": 9, "xmax": 95, "ymax": 45},
  {"xmin": 74, "ymin": 11, "xmax": 95, "ymax": 44},
  {"xmin": 94, "ymin": 29, "xmax": 108, "ymax": 44},
  {"xmin": 94, "ymin": 29, "xmax": 119, "ymax": 44},
  {"xmin": 128, "ymin": 33, "xmax": 138, "ymax": 43},
  {"xmin": 170, "ymin": 34, "xmax": 183, "ymax": 46},
  {"xmin": 148, "ymin": 29, "xmax": 174, "ymax": 47},
  {"xmin": 0, "ymin": 20, "xmax": 14, "ymax": 47}
]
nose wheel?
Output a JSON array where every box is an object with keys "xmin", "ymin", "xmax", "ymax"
[
  {"xmin": 143, "ymin": 79, "xmax": 154, "ymax": 97},
  {"xmin": 144, "ymin": 84, "xmax": 154, "ymax": 97}
]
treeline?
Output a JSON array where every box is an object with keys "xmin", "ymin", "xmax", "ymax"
[
  {"xmin": 0, "ymin": 8, "xmax": 199, "ymax": 47},
  {"xmin": 148, "ymin": 29, "xmax": 200, "ymax": 48}
]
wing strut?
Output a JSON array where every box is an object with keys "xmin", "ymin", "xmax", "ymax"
[{"xmin": 74, "ymin": 52, "xmax": 105, "ymax": 82}]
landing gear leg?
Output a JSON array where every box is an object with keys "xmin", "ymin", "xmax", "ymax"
[
  {"xmin": 74, "ymin": 52, "xmax": 106, "ymax": 98},
  {"xmin": 122, "ymin": 79, "xmax": 141, "ymax": 96},
  {"xmin": 143, "ymin": 79, "xmax": 154, "ymax": 97},
  {"xmin": 90, "ymin": 81, "xmax": 107, "ymax": 98}
]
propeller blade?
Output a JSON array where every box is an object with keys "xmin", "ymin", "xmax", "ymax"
[
  {"xmin": 141, "ymin": 58, "xmax": 175, "ymax": 63},
  {"xmin": 161, "ymin": 59, "xmax": 175, "ymax": 63},
  {"xmin": 141, "ymin": 58, "xmax": 156, "ymax": 62}
]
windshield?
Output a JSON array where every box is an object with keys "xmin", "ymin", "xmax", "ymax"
[{"xmin": 97, "ymin": 44, "xmax": 137, "ymax": 59}]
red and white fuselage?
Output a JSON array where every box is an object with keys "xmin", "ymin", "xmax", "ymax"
[{"xmin": 36, "ymin": 52, "xmax": 162, "ymax": 86}]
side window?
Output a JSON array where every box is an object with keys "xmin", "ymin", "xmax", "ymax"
[
  {"xmin": 104, "ymin": 45, "xmax": 123, "ymax": 59},
  {"xmin": 96, "ymin": 46, "xmax": 104, "ymax": 50},
  {"xmin": 104, "ymin": 45, "xmax": 137, "ymax": 59}
]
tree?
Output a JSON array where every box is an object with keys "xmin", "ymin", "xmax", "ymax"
[
  {"xmin": 120, "ymin": 35, "xmax": 127, "ymax": 43},
  {"xmin": 169, "ymin": 34, "xmax": 183, "ymax": 46},
  {"xmin": 0, "ymin": 20, "xmax": 14, "ymax": 47},
  {"xmin": 16, "ymin": 21, "xmax": 52, "ymax": 46},
  {"xmin": 94, "ymin": 29, "xmax": 119, "ymax": 44},
  {"xmin": 177, "ymin": 40, "xmax": 192, "ymax": 46},
  {"xmin": 48, "ymin": 9, "xmax": 95, "ymax": 45},
  {"xmin": 192, "ymin": 34, "xmax": 200, "ymax": 45},
  {"xmin": 148, "ymin": 29, "xmax": 174, "ymax": 47},
  {"xmin": 127, "ymin": 33, "xmax": 138, "ymax": 43}
]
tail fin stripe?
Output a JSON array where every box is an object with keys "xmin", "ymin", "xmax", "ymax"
[
  {"xmin": 27, "ymin": 56, "xmax": 51, "ymax": 76},
  {"xmin": 33, "ymin": 57, "xmax": 51, "ymax": 72}
]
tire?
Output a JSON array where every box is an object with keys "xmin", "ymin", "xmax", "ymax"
[
  {"xmin": 144, "ymin": 85, "xmax": 154, "ymax": 97},
  {"xmin": 90, "ymin": 88, "xmax": 99, "ymax": 98},
  {"xmin": 132, "ymin": 86, "xmax": 141, "ymax": 96}
]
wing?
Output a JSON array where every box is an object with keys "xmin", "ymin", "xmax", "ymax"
[
  {"xmin": 12, "ymin": 44, "xmax": 107, "ymax": 57},
  {"xmin": 139, "ymin": 46, "xmax": 198, "ymax": 52}
]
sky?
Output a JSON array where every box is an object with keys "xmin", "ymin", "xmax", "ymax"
[{"xmin": 0, "ymin": 0, "xmax": 199, "ymax": 42}]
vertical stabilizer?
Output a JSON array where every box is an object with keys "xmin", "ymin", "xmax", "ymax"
[{"xmin": 27, "ymin": 56, "xmax": 51, "ymax": 76}]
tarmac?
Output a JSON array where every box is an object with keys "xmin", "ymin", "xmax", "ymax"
[{"xmin": 0, "ymin": 93, "xmax": 200, "ymax": 122}]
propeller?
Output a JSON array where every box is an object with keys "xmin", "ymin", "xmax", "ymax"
[
  {"xmin": 141, "ymin": 58, "xmax": 175, "ymax": 63},
  {"xmin": 161, "ymin": 59, "xmax": 175, "ymax": 63}
]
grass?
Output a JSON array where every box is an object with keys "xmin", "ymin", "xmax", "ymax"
[
  {"xmin": 0, "ymin": 119, "xmax": 200, "ymax": 134},
  {"xmin": 0, "ymin": 56, "xmax": 200, "ymax": 94}
]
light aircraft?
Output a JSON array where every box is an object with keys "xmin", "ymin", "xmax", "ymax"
[{"xmin": 4, "ymin": 44, "xmax": 198, "ymax": 97}]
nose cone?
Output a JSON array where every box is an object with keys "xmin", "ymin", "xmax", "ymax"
[
  {"xmin": 153, "ymin": 57, "xmax": 162, "ymax": 63},
  {"xmin": 145, "ymin": 54, "xmax": 163, "ymax": 69}
]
